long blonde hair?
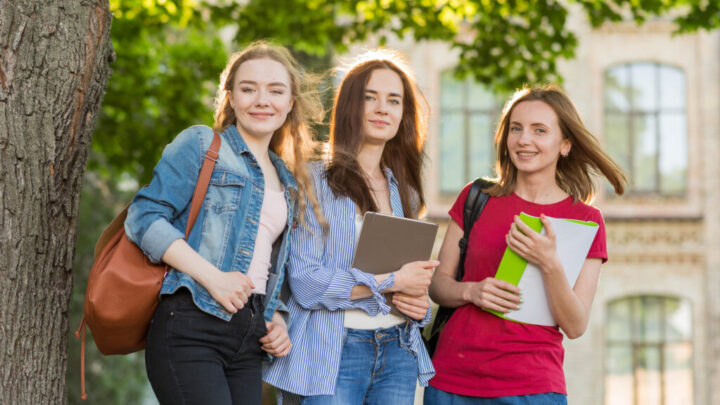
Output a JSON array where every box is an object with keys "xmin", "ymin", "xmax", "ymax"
[
  {"xmin": 488, "ymin": 85, "xmax": 627, "ymax": 203},
  {"xmin": 213, "ymin": 41, "xmax": 323, "ymax": 225}
]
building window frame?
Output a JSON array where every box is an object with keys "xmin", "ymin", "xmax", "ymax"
[
  {"xmin": 605, "ymin": 294, "xmax": 694, "ymax": 405},
  {"xmin": 438, "ymin": 70, "xmax": 500, "ymax": 195},
  {"xmin": 603, "ymin": 62, "xmax": 688, "ymax": 197}
]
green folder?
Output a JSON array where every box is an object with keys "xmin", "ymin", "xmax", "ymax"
[{"xmin": 484, "ymin": 212, "xmax": 599, "ymax": 325}]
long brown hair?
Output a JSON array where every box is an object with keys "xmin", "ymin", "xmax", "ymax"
[
  {"xmin": 488, "ymin": 84, "xmax": 627, "ymax": 203},
  {"xmin": 213, "ymin": 41, "xmax": 323, "ymax": 225},
  {"xmin": 326, "ymin": 51, "xmax": 428, "ymax": 218}
]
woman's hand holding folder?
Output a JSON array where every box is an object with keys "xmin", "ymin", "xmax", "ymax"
[{"xmin": 462, "ymin": 277, "xmax": 522, "ymax": 314}]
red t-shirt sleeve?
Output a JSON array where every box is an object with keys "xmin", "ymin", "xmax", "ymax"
[
  {"xmin": 450, "ymin": 184, "xmax": 608, "ymax": 263},
  {"xmin": 586, "ymin": 208, "xmax": 608, "ymax": 263},
  {"xmin": 448, "ymin": 182, "xmax": 474, "ymax": 228}
]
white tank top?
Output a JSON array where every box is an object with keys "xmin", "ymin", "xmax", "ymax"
[
  {"xmin": 247, "ymin": 187, "xmax": 287, "ymax": 294},
  {"xmin": 343, "ymin": 213, "xmax": 406, "ymax": 329}
]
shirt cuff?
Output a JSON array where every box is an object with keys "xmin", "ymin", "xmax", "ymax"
[
  {"xmin": 348, "ymin": 269, "xmax": 396, "ymax": 315},
  {"xmin": 417, "ymin": 303, "xmax": 433, "ymax": 327},
  {"xmin": 140, "ymin": 219, "xmax": 184, "ymax": 263}
]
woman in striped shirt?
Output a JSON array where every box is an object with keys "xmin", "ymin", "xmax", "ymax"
[{"xmin": 264, "ymin": 50, "xmax": 436, "ymax": 404}]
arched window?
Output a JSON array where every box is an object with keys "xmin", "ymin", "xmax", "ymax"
[
  {"xmin": 604, "ymin": 63, "xmax": 687, "ymax": 195},
  {"xmin": 438, "ymin": 70, "xmax": 499, "ymax": 193},
  {"xmin": 605, "ymin": 295, "xmax": 693, "ymax": 404}
]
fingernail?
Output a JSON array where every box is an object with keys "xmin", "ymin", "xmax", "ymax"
[{"xmin": 520, "ymin": 298, "xmax": 524, "ymax": 303}]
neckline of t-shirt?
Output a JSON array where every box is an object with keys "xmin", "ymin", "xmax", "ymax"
[
  {"xmin": 510, "ymin": 192, "xmax": 573, "ymax": 207},
  {"xmin": 354, "ymin": 211, "xmax": 393, "ymax": 219}
]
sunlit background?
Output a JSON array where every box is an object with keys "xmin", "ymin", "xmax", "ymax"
[{"xmin": 67, "ymin": 1, "xmax": 720, "ymax": 404}]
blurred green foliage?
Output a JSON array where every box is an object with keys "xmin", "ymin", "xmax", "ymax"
[
  {"xmin": 68, "ymin": 0, "xmax": 720, "ymax": 403},
  {"xmin": 208, "ymin": 0, "xmax": 720, "ymax": 100},
  {"xmin": 88, "ymin": 0, "xmax": 228, "ymax": 184},
  {"xmin": 89, "ymin": 0, "xmax": 720, "ymax": 184},
  {"xmin": 67, "ymin": 1, "xmax": 227, "ymax": 403}
]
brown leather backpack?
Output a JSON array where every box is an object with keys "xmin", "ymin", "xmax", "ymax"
[{"xmin": 75, "ymin": 131, "xmax": 221, "ymax": 399}]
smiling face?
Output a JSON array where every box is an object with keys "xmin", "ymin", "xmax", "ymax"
[
  {"xmin": 361, "ymin": 68, "xmax": 404, "ymax": 145},
  {"xmin": 229, "ymin": 58, "xmax": 294, "ymax": 141},
  {"xmin": 506, "ymin": 100, "xmax": 571, "ymax": 179}
]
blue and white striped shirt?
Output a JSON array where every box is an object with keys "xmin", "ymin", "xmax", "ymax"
[{"xmin": 263, "ymin": 161, "xmax": 435, "ymax": 397}]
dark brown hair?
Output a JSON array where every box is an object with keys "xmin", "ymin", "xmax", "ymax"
[
  {"xmin": 488, "ymin": 84, "xmax": 627, "ymax": 203},
  {"xmin": 213, "ymin": 41, "xmax": 324, "ymax": 225},
  {"xmin": 325, "ymin": 51, "xmax": 428, "ymax": 218}
]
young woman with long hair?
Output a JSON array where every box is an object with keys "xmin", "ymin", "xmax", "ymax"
[
  {"xmin": 265, "ymin": 50, "xmax": 436, "ymax": 404},
  {"xmin": 425, "ymin": 85, "xmax": 627, "ymax": 405},
  {"xmin": 124, "ymin": 42, "xmax": 323, "ymax": 405}
]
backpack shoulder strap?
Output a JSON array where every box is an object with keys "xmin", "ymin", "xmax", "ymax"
[
  {"xmin": 464, "ymin": 178, "xmax": 493, "ymax": 235},
  {"xmin": 184, "ymin": 131, "xmax": 221, "ymax": 237},
  {"xmin": 456, "ymin": 178, "xmax": 494, "ymax": 281}
]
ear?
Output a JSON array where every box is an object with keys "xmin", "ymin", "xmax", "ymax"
[
  {"xmin": 227, "ymin": 91, "xmax": 234, "ymax": 109},
  {"xmin": 561, "ymin": 138, "xmax": 572, "ymax": 157}
]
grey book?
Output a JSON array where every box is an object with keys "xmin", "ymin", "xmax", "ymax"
[{"xmin": 352, "ymin": 212, "xmax": 438, "ymax": 314}]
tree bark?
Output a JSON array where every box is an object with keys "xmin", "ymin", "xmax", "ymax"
[{"xmin": 0, "ymin": 1, "xmax": 112, "ymax": 403}]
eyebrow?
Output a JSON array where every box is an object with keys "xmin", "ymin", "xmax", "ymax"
[
  {"xmin": 510, "ymin": 121, "xmax": 549, "ymax": 128},
  {"xmin": 237, "ymin": 80, "xmax": 288, "ymax": 88},
  {"xmin": 365, "ymin": 89, "xmax": 403, "ymax": 99}
]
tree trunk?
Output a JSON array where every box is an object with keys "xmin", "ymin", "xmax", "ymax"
[{"xmin": 0, "ymin": 1, "xmax": 112, "ymax": 403}]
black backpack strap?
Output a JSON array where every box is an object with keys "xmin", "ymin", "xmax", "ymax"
[
  {"xmin": 456, "ymin": 178, "xmax": 493, "ymax": 282},
  {"xmin": 422, "ymin": 178, "xmax": 494, "ymax": 357}
]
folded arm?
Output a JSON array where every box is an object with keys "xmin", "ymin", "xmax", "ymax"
[{"xmin": 288, "ymin": 197, "xmax": 436, "ymax": 315}]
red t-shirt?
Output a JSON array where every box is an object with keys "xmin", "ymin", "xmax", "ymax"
[{"xmin": 429, "ymin": 184, "xmax": 607, "ymax": 397}]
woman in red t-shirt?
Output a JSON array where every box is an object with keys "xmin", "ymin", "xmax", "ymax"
[{"xmin": 426, "ymin": 85, "xmax": 627, "ymax": 404}]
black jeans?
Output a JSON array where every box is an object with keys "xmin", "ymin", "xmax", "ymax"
[{"xmin": 145, "ymin": 289, "xmax": 267, "ymax": 405}]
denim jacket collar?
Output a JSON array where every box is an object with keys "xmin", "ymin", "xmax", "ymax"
[
  {"xmin": 221, "ymin": 125, "xmax": 298, "ymax": 193},
  {"xmin": 269, "ymin": 152, "xmax": 298, "ymax": 193}
]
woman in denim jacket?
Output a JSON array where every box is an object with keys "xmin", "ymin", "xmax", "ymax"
[
  {"xmin": 124, "ymin": 43, "xmax": 323, "ymax": 405},
  {"xmin": 265, "ymin": 50, "xmax": 436, "ymax": 405}
]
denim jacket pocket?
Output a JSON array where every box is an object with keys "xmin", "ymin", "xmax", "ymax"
[
  {"xmin": 199, "ymin": 170, "xmax": 249, "ymax": 268},
  {"xmin": 206, "ymin": 170, "xmax": 247, "ymax": 213}
]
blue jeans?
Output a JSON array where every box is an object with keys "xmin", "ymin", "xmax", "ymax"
[
  {"xmin": 145, "ymin": 289, "xmax": 267, "ymax": 405},
  {"xmin": 424, "ymin": 386, "xmax": 567, "ymax": 405},
  {"xmin": 302, "ymin": 325, "xmax": 418, "ymax": 405}
]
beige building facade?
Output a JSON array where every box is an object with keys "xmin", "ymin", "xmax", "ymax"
[{"xmin": 349, "ymin": 9, "xmax": 720, "ymax": 405}]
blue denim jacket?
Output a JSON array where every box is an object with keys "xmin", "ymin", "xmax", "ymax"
[{"xmin": 124, "ymin": 124, "xmax": 297, "ymax": 322}]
